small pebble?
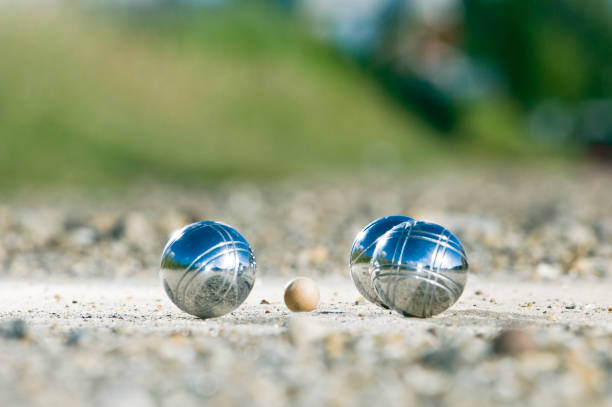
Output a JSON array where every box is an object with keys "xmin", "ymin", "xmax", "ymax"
[
  {"xmin": 536, "ymin": 263, "xmax": 561, "ymax": 279},
  {"xmin": 1, "ymin": 319, "xmax": 27, "ymax": 340},
  {"xmin": 284, "ymin": 277, "xmax": 320, "ymax": 312},
  {"xmin": 307, "ymin": 246, "xmax": 328, "ymax": 265},
  {"xmin": 286, "ymin": 317, "xmax": 327, "ymax": 346},
  {"xmin": 492, "ymin": 329, "xmax": 536, "ymax": 356},
  {"xmin": 65, "ymin": 329, "xmax": 83, "ymax": 346},
  {"xmin": 421, "ymin": 346, "xmax": 460, "ymax": 371}
]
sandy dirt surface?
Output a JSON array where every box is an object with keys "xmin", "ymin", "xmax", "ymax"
[
  {"xmin": 0, "ymin": 276, "xmax": 611, "ymax": 407},
  {"xmin": 1, "ymin": 168, "xmax": 611, "ymax": 406},
  {"xmin": 1, "ymin": 276, "xmax": 611, "ymax": 335}
]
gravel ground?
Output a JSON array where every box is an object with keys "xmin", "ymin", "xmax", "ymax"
[{"xmin": 0, "ymin": 167, "xmax": 611, "ymax": 406}]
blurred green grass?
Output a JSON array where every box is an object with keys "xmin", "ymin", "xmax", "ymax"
[{"xmin": 0, "ymin": 4, "xmax": 560, "ymax": 190}]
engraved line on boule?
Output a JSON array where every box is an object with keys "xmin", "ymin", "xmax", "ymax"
[
  {"xmin": 410, "ymin": 274, "xmax": 456, "ymax": 317},
  {"xmin": 405, "ymin": 229, "xmax": 463, "ymax": 251},
  {"xmin": 435, "ymin": 230, "xmax": 451, "ymax": 316},
  {"xmin": 211, "ymin": 223, "xmax": 245, "ymax": 303},
  {"xmin": 211, "ymin": 223, "xmax": 237, "ymax": 302},
  {"xmin": 409, "ymin": 230, "xmax": 461, "ymax": 255},
  {"xmin": 390, "ymin": 221, "xmax": 414, "ymax": 266},
  {"xmin": 351, "ymin": 218, "xmax": 414, "ymax": 263},
  {"xmin": 373, "ymin": 267, "xmax": 462, "ymax": 299},
  {"xmin": 432, "ymin": 228, "xmax": 450, "ymax": 317},
  {"xmin": 178, "ymin": 246, "xmax": 253, "ymax": 302},
  {"xmin": 175, "ymin": 240, "xmax": 251, "ymax": 305},
  {"xmin": 424, "ymin": 230, "xmax": 441, "ymax": 318},
  {"xmin": 163, "ymin": 221, "xmax": 211, "ymax": 254},
  {"xmin": 350, "ymin": 221, "xmax": 383, "ymax": 262},
  {"xmin": 351, "ymin": 237, "xmax": 381, "ymax": 265},
  {"xmin": 173, "ymin": 224, "xmax": 228, "ymax": 304},
  {"xmin": 397, "ymin": 224, "xmax": 411, "ymax": 275},
  {"xmin": 404, "ymin": 234, "xmax": 467, "ymax": 261},
  {"xmin": 373, "ymin": 272, "xmax": 458, "ymax": 317},
  {"xmin": 173, "ymin": 239, "xmax": 251, "ymax": 305},
  {"xmin": 389, "ymin": 226, "xmax": 405, "ymax": 273},
  {"xmin": 426, "ymin": 228, "xmax": 447, "ymax": 318}
]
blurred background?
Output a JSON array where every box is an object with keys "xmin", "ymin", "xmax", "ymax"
[{"xmin": 1, "ymin": 0, "xmax": 611, "ymax": 190}]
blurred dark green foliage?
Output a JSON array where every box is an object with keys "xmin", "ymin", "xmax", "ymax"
[
  {"xmin": 463, "ymin": 0, "xmax": 612, "ymax": 106},
  {"xmin": 370, "ymin": 0, "xmax": 611, "ymax": 148}
]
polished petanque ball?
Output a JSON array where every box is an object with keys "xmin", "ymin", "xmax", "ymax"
[
  {"xmin": 371, "ymin": 221, "xmax": 468, "ymax": 318},
  {"xmin": 160, "ymin": 221, "xmax": 256, "ymax": 319},
  {"xmin": 349, "ymin": 215, "xmax": 414, "ymax": 308}
]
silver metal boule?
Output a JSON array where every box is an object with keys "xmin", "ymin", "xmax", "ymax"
[
  {"xmin": 349, "ymin": 215, "xmax": 413, "ymax": 308},
  {"xmin": 371, "ymin": 220, "xmax": 468, "ymax": 318},
  {"xmin": 160, "ymin": 221, "xmax": 256, "ymax": 319}
]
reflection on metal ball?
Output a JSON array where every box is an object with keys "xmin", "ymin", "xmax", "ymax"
[
  {"xmin": 371, "ymin": 220, "xmax": 468, "ymax": 318},
  {"xmin": 160, "ymin": 221, "xmax": 256, "ymax": 319},
  {"xmin": 349, "ymin": 215, "xmax": 413, "ymax": 308}
]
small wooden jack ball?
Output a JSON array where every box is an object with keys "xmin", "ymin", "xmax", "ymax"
[{"xmin": 283, "ymin": 277, "xmax": 320, "ymax": 312}]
